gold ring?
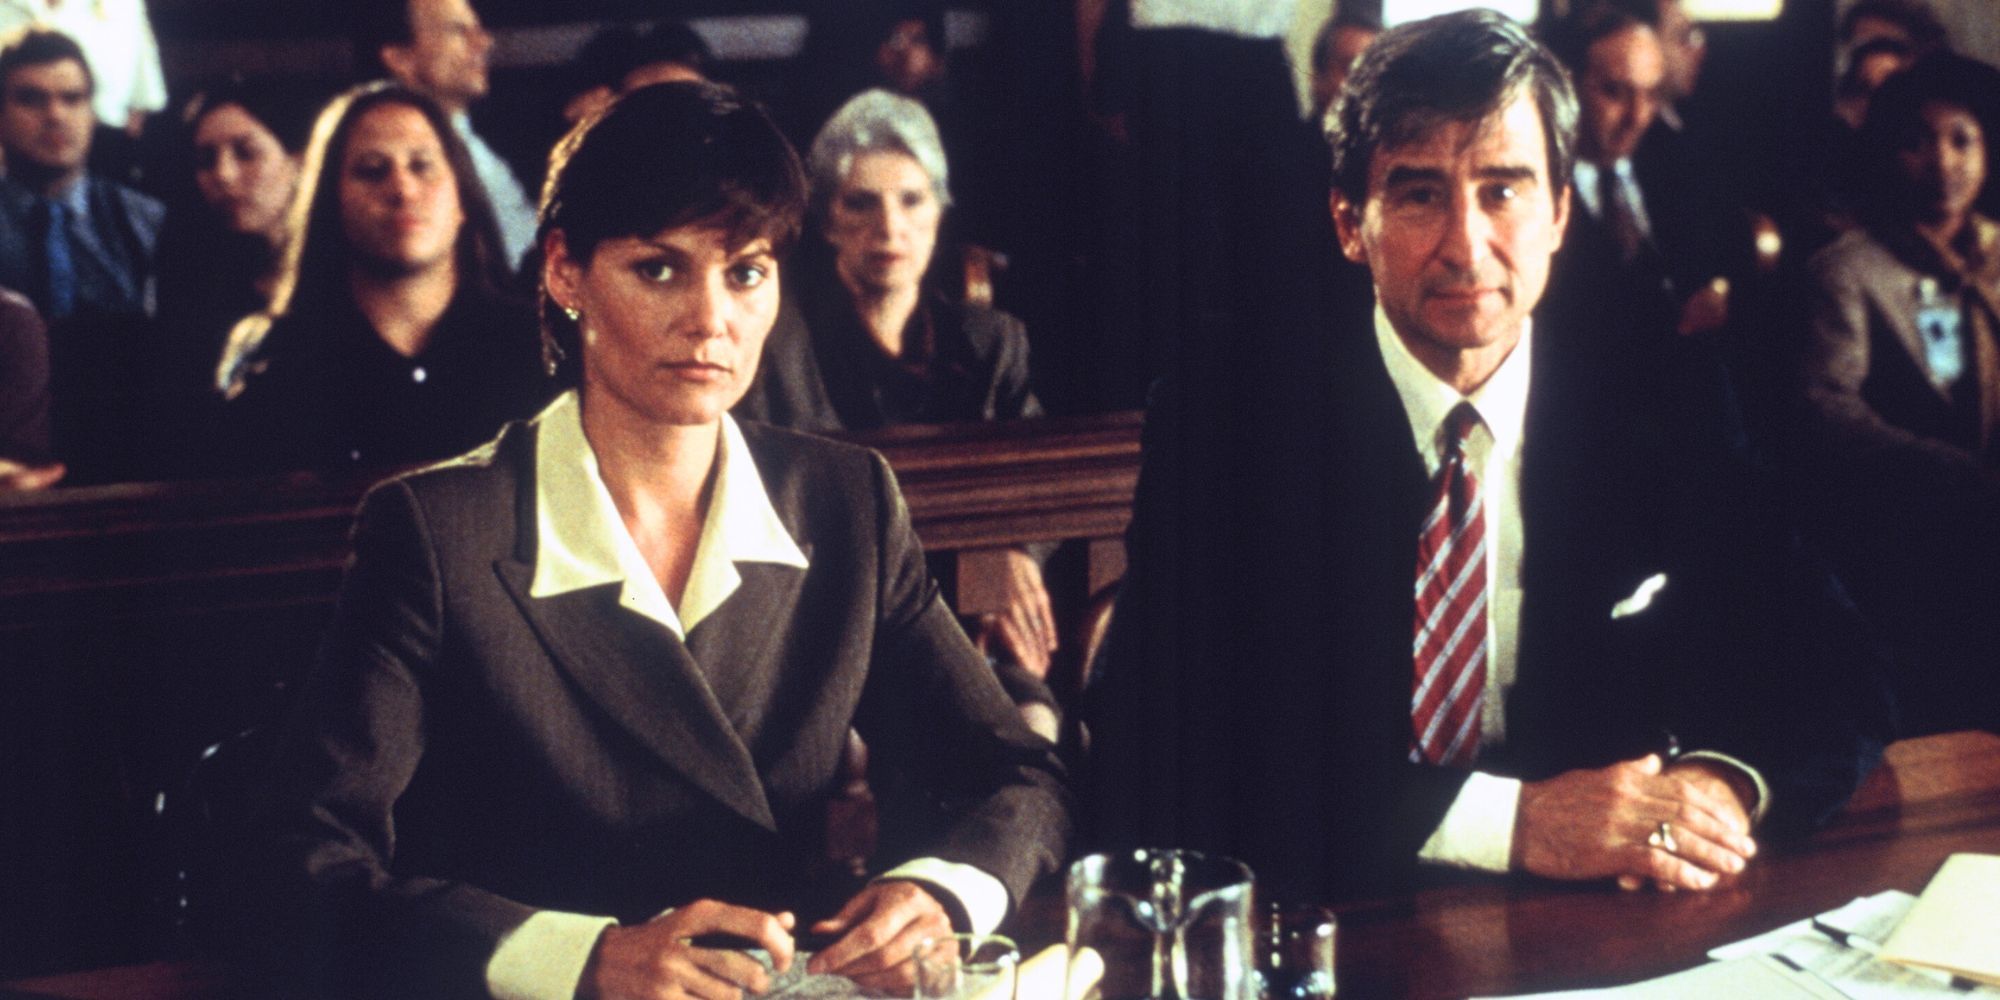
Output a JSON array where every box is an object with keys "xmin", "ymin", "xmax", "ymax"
[{"xmin": 1646, "ymin": 821, "xmax": 1678, "ymax": 853}]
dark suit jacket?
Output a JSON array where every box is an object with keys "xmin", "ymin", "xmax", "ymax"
[
  {"xmin": 1544, "ymin": 139, "xmax": 1750, "ymax": 342},
  {"xmin": 257, "ymin": 416, "xmax": 1071, "ymax": 999},
  {"xmin": 1086, "ymin": 294, "xmax": 1890, "ymax": 902},
  {"xmin": 0, "ymin": 174, "xmax": 162, "ymax": 321},
  {"xmin": 738, "ymin": 264, "xmax": 1042, "ymax": 435}
]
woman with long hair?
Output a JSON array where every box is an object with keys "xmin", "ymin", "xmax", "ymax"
[{"xmin": 211, "ymin": 81, "xmax": 544, "ymax": 474}]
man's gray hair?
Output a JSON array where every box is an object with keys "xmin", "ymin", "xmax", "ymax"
[{"xmin": 807, "ymin": 89, "xmax": 952, "ymax": 217}]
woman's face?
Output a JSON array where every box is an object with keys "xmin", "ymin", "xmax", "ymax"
[
  {"xmin": 1897, "ymin": 100, "xmax": 1987, "ymax": 226},
  {"xmin": 337, "ymin": 102, "xmax": 464, "ymax": 274},
  {"xmin": 194, "ymin": 103, "xmax": 300, "ymax": 242},
  {"xmin": 548, "ymin": 224, "xmax": 781, "ymax": 428},
  {"xmin": 825, "ymin": 150, "xmax": 940, "ymax": 297}
]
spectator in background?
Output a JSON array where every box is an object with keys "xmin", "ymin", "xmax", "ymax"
[
  {"xmin": 1647, "ymin": 0, "xmax": 1704, "ymax": 132},
  {"xmin": 1309, "ymin": 9, "xmax": 1380, "ymax": 125},
  {"xmin": 1838, "ymin": 0, "xmax": 1948, "ymax": 60},
  {"xmin": 0, "ymin": 28, "xmax": 161, "ymax": 325},
  {"xmin": 1792, "ymin": 53, "xmax": 2000, "ymax": 736},
  {"xmin": 357, "ymin": 0, "xmax": 537, "ymax": 270},
  {"xmin": 211, "ymin": 83, "xmax": 544, "ymax": 475},
  {"xmin": 1542, "ymin": 2, "xmax": 1737, "ymax": 341},
  {"xmin": 561, "ymin": 20, "xmax": 713, "ymax": 126},
  {"xmin": 0, "ymin": 286, "xmax": 60, "ymax": 489},
  {"xmin": 151, "ymin": 77, "xmax": 321, "ymax": 403},
  {"xmin": 1837, "ymin": 37, "xmax": 1919, "ymax": 132},
  {"xmin": 739, "ymin": 89, "xmax": 1059, "ymax": 709},
  {"xmin": 789, "ymin": 4, "xmax": 1007, "ymax": 249},
  {"xmin": 0, "ymin": 0, "xmax": 165, "ymax": 138}
]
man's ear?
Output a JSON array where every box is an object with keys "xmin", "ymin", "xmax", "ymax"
[
  {"xmin": 379, "ymin": 43, "xmax": 418, "ymax": 88},
  {"xmin": 1550, "ymin": 182, "xmax": 1571, "ymax": 253},
  {"xmin": 1330, "ymin": 190, "xmax": 1368, "ymax": 265}
]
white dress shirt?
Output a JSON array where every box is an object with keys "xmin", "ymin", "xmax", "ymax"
[
  {"xmin": 488, "ymin": 391, "xmax": 1008, "ymax": 1000},
  {"xmin": 1128, "ymin": 0, "xmax": 1296, "ymax": 38},
  {"xmin": 1373, "ymin": 309, "xmax": 1768, "ymax": 873},
  {"xmin": 1374, "ymin": 306, "xmax": 1531, "ymax": 873},
  {"xmin": 1571, "ymin": 158, "xmax": 1656, "ymax": 242}
]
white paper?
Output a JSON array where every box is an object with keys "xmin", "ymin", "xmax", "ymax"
[{"xmin": 1474, "ymin": 956, "xmax": 1847, "ymax": 999}]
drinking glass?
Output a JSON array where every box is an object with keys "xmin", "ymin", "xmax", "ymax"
[
  {"xmin": 914, "ymin": 932, "xmax": 1019, "ymax": 1000},
  {"xmin": 1064, "ymin": 848, "xmax": 1257, "ymax": 1000},
  {"xmin": 1256, "ymin": 903, "xmax": 1336, "ymax": 1000}
]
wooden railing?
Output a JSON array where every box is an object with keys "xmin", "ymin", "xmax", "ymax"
[{"xmin": 0, "ymin": 411, "xmax": 1142, "ymax": 631}]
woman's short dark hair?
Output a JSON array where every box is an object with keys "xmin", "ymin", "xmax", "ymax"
[
  {"xmin": 1857, "ymin": 53, "xmax": 2000, "ymax": 225},
  {"xmin": 1328, "ymin": 7, "xmax": 1577, "ymax": 206},
  {"xmin": 536, "ymin": 81, "xmax": 807, "ymax": 384}
]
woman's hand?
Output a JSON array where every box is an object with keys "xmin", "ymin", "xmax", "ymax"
[
  {"xmin": 981, "ymin": 548, "xmax": 1058, "ymax": 678},
  {"xmin": 807, "ymin": 880, "xmax": 955, "ymax": 994},
  {"xmin": 583, "ymin": 900, "xmax": 796, "ymax": 1000}
]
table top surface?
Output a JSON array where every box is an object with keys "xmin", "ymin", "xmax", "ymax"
[{"xmin": 11, "ymin": 732, "xmax": 1999, "ymax": 1000}]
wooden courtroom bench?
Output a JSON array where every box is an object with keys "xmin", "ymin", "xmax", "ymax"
[{"xmin": 0, "ymin": 412, "xmax": 1141, "ymax": 980}]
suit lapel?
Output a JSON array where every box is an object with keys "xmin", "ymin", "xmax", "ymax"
[
  {"xmin": 1325, "ymin": 316, "xmax": 1430, "ymax": 754},
  {"xmin": 494, "ymin": 559, "xmax": 779, "ymax": 831},
  {"xmin": 685, "ymin": 561, "xmax": 810, "ymax": 737}
]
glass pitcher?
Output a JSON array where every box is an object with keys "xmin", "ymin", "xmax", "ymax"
[{"xmin": 1064, "ymin": 849, "xmax": 1256, "ymax": 1000}]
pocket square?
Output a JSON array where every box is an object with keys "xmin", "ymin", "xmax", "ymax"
[{"xmin": 1610, "ymin": 573, "xmax": 1667, "ymax": 619}]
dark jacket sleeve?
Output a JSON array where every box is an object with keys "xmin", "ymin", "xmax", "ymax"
[
  {"xmin": 847, "ymin": 449, "xmax": 1072, "ymax": 907},
  {"xmin": 0, "ymin": 290, "xmax": 52, "ymax": 464},
  {"xmin": 1084, "ymin": 378, "xmax": 1472, "ymax": 899},
  {"xmin": 253, "ymin": 480, "xmax": 542, "ymax": 1000},
  {"xmin": 739, "ymin": 297, "xmax": 845, "ymax": 433}
]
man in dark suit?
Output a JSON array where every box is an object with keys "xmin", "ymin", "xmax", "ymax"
[{"xmin": 1087, "ymin": 7, "xmax": 1888, "ymax": 903}]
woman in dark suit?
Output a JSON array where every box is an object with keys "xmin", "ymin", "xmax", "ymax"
[{"xmin": 258, "ymin": 83, "xmax": 1069, "ymax": 1000}]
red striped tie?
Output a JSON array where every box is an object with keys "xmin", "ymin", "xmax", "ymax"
[{"xmin": 1412, "ymin": 402, "xmax": 1487, "ymax": 767}]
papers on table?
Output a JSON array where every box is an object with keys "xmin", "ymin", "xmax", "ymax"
[
  {"xmin": 1480, "ymin": 886, "xmax": 2000, "ymax": 999},
  {"xmin": 1880, "ymin": 854, "xmax": 2000, "ymax": 987},
  {"xmin": 1474, "ymin": 955, "xmax": 1850, "ymax": 999}
]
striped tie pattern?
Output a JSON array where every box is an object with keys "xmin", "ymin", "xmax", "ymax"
[{"xmin": 1411, "ymin": 402, "xmax": 1487, "ymax": 767}]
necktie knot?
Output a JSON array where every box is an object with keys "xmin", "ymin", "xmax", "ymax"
[{"xmin": 1443, "ymin": 402, "xmax": 1481, "ymax": 456}]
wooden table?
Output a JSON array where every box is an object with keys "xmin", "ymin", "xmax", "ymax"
[{"xmin": 10, "ymin": 732, "xmax": 1998, "ymax": 1000}]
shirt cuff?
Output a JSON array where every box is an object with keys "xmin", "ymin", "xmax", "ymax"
[
  {"xmin": 486, "ymin": 910, "xmax": 619, "ymax": 1000},
  {"xmin": 1677, "ymin": 749, "xmax": 1771, "ymax": 825},
  {"xmin": 1416, "ymin": 771, "xmax": 1522, "ymax": 873},
  {"xmin": 879, "ymin": 858, "xmax": 1010, "ymax": 935}
]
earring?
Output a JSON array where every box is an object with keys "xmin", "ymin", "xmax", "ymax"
[{"xmin": 561, "ymin": 305, "xmax": 581, "ymax": 322}]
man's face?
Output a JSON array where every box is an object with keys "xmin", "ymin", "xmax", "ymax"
[
  {"xmin": 0, "ymin": 58, "xmax": 93, "ymax": 178},
  {"xmin": 1333, "ymin": 90, "xmax": 1569, "ymax": 387},
  {"xmin": 1655, "ymin": 0, "xmax": 1705, "ymax": 102},
  {"xmin": 1578, "ymin": 24, "xmax": 1665, "ymax": 163},
  {"xmin": 386, "ymin": 0, "xmax": 492, "ymax": 111}
]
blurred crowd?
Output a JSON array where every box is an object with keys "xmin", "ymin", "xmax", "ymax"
[{"xmin": 0, "ymin": 0, "xmax": 1995, "ymax": 727}]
